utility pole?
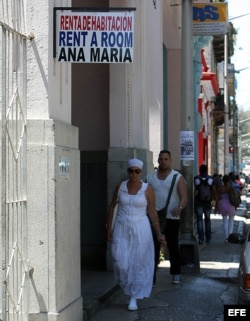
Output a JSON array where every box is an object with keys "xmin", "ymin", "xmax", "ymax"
[
  {"xmin": 179, "ymin": 0, "xmax": 199, "ymax": 273},
  {"xmin": 224, "ymin": 32, "xmax": 229, "ymax": 174},
  {"xmin": 232, "ymin": 103, "xmax": 238, "ymax": 173}
]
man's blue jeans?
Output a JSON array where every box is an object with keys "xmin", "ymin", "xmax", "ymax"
[{"xmin": 194, "ymin": 203, "xmax": 212, "ymax": 243}]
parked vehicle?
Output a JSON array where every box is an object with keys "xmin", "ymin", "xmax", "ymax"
[
  {"xmin": 238, "ymin": 230, "xmax": 250, "ymax": 304},
  {"xmin": 229, "ymin": 230, "xmax": 250, "ymax": 304}
]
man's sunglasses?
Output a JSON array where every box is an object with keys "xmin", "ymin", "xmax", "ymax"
[{"xmin": 127, "ymin": 168, "xmax": 141, "ymax": 174}]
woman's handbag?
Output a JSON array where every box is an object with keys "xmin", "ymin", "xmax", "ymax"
[
  {"xmin": 111, "ymin": 184, "xmax": 122, "ymax": 230},
  {"xmin": 228, "ymin": 186, "xmax": 241, "ymax": 208}
]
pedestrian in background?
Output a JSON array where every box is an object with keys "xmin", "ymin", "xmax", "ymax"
[
  {"xmin": 229, "ymin": 172, "xmax": 242, "ymax": 195},
  {"xmin": 147, "ymin": 150, "xmax": 188, "ymax": 285},
  {"xmin": 213, "ymin": 173, "xmax": 223, "ymax": 187},
  {"xmin": 106, "ymin": 158, "xmax": 166, "ymax": 311},
  {"xmin": 235, "ymin": 174, "xmax": 245, "ymax": 196},
  {"xmin": 214, "ymin": 174, "xmax": 237, "ymax": 242},
  {"xmin": 194, "ymin": 164, "xmax": 215, "ymax": 245}
]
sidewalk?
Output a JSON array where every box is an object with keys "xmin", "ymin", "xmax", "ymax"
[
  {"xmin": 82, "ymin": 269, "xmax": 118, "ymax": 320},
  {"xmin": 81, "ymin": 213, "xmax": 249, "ymax": 321}
]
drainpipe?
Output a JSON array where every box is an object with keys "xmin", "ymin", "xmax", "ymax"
[{"xmin": 1, "ymin": 26, "xmax": 7, "ymax": 321}]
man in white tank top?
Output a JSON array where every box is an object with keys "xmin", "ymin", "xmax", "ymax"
[{"xmin": 147, "ymin": 150, "xmax": 188, "ymax": 285}]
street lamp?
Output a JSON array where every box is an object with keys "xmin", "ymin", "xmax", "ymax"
[{"xmin": 234, "ymin": 66, "xmax": 250, "ymax": 73}]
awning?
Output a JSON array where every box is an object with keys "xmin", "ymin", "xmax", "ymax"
[
  {"xmin": 201, "ymin": 48, "xmax": 209, "ymax": 72},
  {"xmin": 200, "ymin": 72, "xmax": 220, "ymax": 100}
]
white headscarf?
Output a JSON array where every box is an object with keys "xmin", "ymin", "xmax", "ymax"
[{"xmin": 127, "ymin": 158, "xmax": 143, "ymax": 169}]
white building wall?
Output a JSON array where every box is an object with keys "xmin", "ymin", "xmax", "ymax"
[
  {"xmin": 25, "ymin": 1, "xmax": 82, "ymax": 320},
  {"xmin": 109, "ymin": 0, "xmax": 150, "ymax": 149},
  {"xmin": 26, "ymin": 0, "xmax": 72, "ymax": 122},
  {"xmin": 27, "ymin": 120, "xmax": 82, "ymax": 321},
  {"xmin": 110, "ymin": 0, "xmax": 164, "ymax": 156},
  {"xmin": 26, "ymin": 0, "xmax": 50, "ymax": 119},
  {"xmin": 48, "ymin": 1, "xmax": 72, "ymax": 123},
  {"xmin": 162, "ymin": 0, "xmax": 182, "ymax": 169},
  {"xmin": 147, "ymin": 0, "xmax": 164, "ymax": 165}
]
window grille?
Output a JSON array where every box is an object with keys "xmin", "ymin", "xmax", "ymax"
[{"xmin": 1, "ymin": 1, "xmax": 28, "ymax": 320}]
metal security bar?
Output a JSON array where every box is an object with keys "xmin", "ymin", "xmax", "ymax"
[{"xmin": 1, "ymin": 1, "xmax": 28, "ymax": 320}]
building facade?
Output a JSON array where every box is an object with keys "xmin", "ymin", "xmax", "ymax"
[{"xmin": 1, "ymin": 1, "xmax": 226, "ymax": 320}]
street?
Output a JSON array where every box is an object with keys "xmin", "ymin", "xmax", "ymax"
[
  {"xmin": 242, "ymin": 164, "xmax": 250, "ymax": 176},
  {"xmin": 88, "ymin": 214, "xmax": 245, "ymax": 321}
]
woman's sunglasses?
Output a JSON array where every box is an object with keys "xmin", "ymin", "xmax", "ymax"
[{"xmin": 127, "ymin": 168, "xmax": 141, "ymax": 174}]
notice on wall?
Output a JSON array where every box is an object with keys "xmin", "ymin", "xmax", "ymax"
[
  {"xmin": 56, "ymin": 12, "xmax": 134, "ymax": 63},
  {"xmin": 180, "ymin": 131, "xmax": 194, "ymax": 161},
  {"xmin": 59, "ymin": 156, "xmax": 70, "ymax": 178}
]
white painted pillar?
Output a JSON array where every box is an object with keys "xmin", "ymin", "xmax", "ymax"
[
  {"xmin": 109, "ymin": 0, "xmax": 148, "ymax": 149},
  {"xmin": 26, "ymin": 1, "xmax": 83, "ymax": 320},
  {"xmin": 27, "ymin": 120, "xmax": 82, "ymax": 321}
]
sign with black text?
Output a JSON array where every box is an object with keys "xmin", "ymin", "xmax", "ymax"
[{"xmin": 56, "ymin": 11, "xmax": 134, "ymax": 63}]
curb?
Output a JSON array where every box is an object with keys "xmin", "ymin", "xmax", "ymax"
[{"xmin": 83, "ymin": 284, "xmax": 119, "ymax": 321}]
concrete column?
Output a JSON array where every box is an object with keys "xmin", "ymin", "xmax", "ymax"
[
  {"xmin": 109, "ymin": 0, "xmax": 149, "ymax": 149},
  {"xmin": 27, "ymin": 120, "xmax": 82, "ymax": 321}
]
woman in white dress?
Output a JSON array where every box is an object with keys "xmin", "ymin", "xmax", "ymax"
[{"xmin": 106, "ymin": 159, "xmax": 166, "ymax": 311}]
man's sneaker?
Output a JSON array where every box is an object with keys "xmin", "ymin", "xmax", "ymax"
[{"xmin": 172, "ymin": 275, "xmax": 181, "ymax": 284}]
